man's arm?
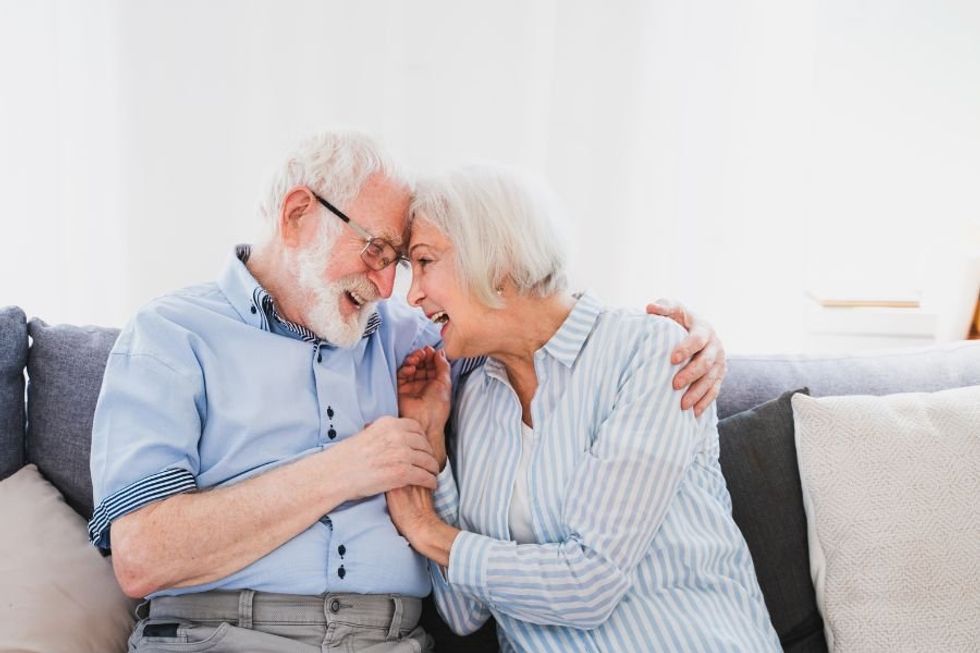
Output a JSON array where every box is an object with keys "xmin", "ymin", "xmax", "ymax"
[{"xmin": 111, "ymin": 416, "xmax": 438, "ymax": 598}]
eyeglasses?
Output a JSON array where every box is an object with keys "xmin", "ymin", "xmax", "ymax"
[{"xmin": 312, "ymin": 192, "xmax": 409, "ymax": 271}]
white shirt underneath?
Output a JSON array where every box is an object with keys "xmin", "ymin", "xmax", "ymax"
[{"xmin": 508, "ymin": 421, "xmax": 537, "ymax": 544}]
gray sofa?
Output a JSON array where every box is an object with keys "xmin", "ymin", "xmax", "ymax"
[{"xmin": 2, "ymin": 304, "xmax": 979, "ymax": 652}]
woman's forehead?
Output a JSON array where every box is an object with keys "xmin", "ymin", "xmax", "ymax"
[{"xmin": 409, "ymin": 217, "xmax": 450, "ymax": 248}]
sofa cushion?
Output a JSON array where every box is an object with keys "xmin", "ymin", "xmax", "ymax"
[
  {"xmin": 0, "ymin": 464, "xmax": 136, "ymax": 652},
  {"xmin": 718, "ymin": 341, "xmax": 980, "ymax": 419},
  {"xmin": 718, "ymin": 388, "xmax": 827, "ymax": 653},
  {"xmin": 792, "ymin": 387, "xmax": 980, "ymax": 652},
  {"xmin": 26, "ymin": 318, "xmax": 120, "ymax": 519},
  {"xmin": 0, "ymin": 306, "xmax": 28, "ymax": 481}
]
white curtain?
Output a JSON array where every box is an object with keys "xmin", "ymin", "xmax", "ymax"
[{"xmin": 2, "ymin": 0, "xmax": 978, "ymax": 351}]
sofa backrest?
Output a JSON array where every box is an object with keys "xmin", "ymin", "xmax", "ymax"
[
  {"xmin": 0, "ymin": 306, "xmax": 28, "ymax": 480},
  {"xmin": 718, "ymin": 341, "xmax": 980, "ymax": 418},
  {"xmin": 25, "ymin": 318, "xmax": 120, "ymax": 519}
]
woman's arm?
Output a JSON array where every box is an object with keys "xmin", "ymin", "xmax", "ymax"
[
  {"xmin": 387, "ymin": 483, "xmax": 492, "ymax": 636},
  {"xmin": 394, "ymin": 349, "xmax": 493, "ymax": 634},
  {"xmin": 397, "ymin": 321, "xmax": 704, "ymax": 630}
]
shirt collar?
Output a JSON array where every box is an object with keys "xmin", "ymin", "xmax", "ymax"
[
  {"xmin": 482, "ymin": 293, "xmax": 603, "ymax": 382},
  {"xmin": 216, "ymin": 244, "xmax": 382, "ymax": 344},
  {"xmin": 540, "ymin": 292, "xmax": 603, "ymax": 368}
]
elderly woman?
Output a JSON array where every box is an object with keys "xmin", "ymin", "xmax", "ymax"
[{"xmin": 386, "ymin": 165, "xmax": 780, "ymax": 652}]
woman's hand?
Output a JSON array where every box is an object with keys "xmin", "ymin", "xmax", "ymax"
[
  {"xmin": 645, "ymin": 299, "xmax": 727, "ymax": 417},
  {"xmin": 386, "ymin": 484, "xmax": 457, "ymax": 568},
  {"xmin": 386, "ymin": 484, "xmax": 436, "ymax": 538},
  {"xmin": 398, "ymin": 346, "xmax": 452, "ymax": 466}
]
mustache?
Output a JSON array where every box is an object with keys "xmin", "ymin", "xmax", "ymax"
[{"xmin": 336, "ymin": 275, "xmax": 380, "ymax": 303}]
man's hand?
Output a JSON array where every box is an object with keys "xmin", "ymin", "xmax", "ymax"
[
  {"xmin": 334, "ymin": 416, "xmax": 440, "ymax": 498},
  {"xmin": 646, "ymin": 299, "xmax": 727, "ymax": 417},
  {"xmin": 398, "ymin": 346, "xmax": 452, "ymax": 467}
]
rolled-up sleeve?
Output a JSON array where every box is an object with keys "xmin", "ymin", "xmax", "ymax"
[{"xmin": 88, "ymin": 313, "xmax": 206, "ymax": 550}]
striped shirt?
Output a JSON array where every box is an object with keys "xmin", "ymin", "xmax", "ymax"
[{"xmin": 430, "ymin": 294, "xmax": 780, "ymax": 652}]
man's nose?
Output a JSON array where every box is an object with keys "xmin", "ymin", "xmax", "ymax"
[{"xmin": 368, "ymin": 263, "xmax": 398, "ymax": 299}]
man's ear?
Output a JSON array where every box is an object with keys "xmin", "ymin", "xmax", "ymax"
[{"xmin": 279, "ymin": 187, "xmax": 317, "ymax": 248}]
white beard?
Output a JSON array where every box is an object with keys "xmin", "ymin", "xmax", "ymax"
[{"xmin": 292, "ymin": 230, "xmax": 379, "ymax": 348}]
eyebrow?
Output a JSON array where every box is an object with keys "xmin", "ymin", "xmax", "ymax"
[
  {"xmin": 382, "ymin": 233, "xmax": 405, "ymax": 249},
  {"xmin": 364, "ymin": 227, "xmax": 405, "ymax": 250},
  {"xmin": 408, "ymin": 243, "xmax": 431, "ymax": 254}
]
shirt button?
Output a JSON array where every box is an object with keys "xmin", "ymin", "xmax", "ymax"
[
  {"xmin": 327, "ymin": 407, "xmax": 335, "ymax": 418},
  {"xmin": 317, "ymin": 353, "xmax": 322, "ymax": 363},
  {"xmin": 329, "ymin": 599, "xmax": 341, "ymax": 613},
  {"xmin": 250, "ymin": 305, "xmax": 257, "ymax": 314},
  {"xmin": 338, "ymin": 545, "xmax": 346, "ymax": 556},
  {"xmin": 338, "ymin": 565, "xmax": 346, "ymax": 579},
  {"xmin": 328, "ymin": 428, "xmax": 337, "ymax": 439}
]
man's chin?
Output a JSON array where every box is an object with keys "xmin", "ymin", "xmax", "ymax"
[{"xmin": 306, "ymin": 303, "xmax": 373, "ymax": 348}]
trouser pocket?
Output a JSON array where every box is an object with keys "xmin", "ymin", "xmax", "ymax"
[{"xmin": 131, "ymin": 619, "xmax": 232, "ymax": 652}]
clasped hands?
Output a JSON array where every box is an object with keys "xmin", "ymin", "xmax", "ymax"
[{"xmin": 387, "ymin": 346, "xmax": 453, "ymax": 546}]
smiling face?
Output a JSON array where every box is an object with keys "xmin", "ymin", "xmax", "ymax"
[
  {"xmin": 407, "ymin": 217, "xmax": 495, "ymax": 359},
  {"xmin": 286, "ymin": 174, "xmax": 411, "ymax": 347}
]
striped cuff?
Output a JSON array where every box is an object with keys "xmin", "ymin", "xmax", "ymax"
[
  {"xmin": 88, "ymin": 467, "xmax": 197, "ymax": 550},
  {"xmin": 447, "ymin": 530, "xmax": 497, "ymax": 604},
  {"xmin": 433, "ymin": 462, "xmax": 460, "ymax": 526}
]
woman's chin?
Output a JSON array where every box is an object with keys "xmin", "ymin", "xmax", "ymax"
[{"xmin": 441, "ymin": 331, "xmax": 462, "ymax": 360}]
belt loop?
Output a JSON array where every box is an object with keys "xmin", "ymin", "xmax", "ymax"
[
  {"xmin": 238, "ymin": 589, "xmax": 255, "ymax": 630},
  {"xmin": 135, "ymin": 599, "xmax": 150, "ymax": 621},
  {"xmin": 386, "ymin": 596, "xmax": 404, "ymax": 641}
]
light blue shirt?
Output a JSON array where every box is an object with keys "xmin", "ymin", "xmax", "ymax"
[
  {"xmin": 88, "ymin": 246, "xmax": 442, "ymax": 598},
  {"xmin": 430, "ymin": 294, "xmax": 781, "ymax": 652}
]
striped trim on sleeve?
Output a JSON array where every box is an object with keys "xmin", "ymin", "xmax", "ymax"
[
  {"xmin": 88, "ymin": 467, "xmax": 197, "ymax": 550},
  {"xmin": 433, "ymin": 461, "xmax": 461, "ymax": 526}
]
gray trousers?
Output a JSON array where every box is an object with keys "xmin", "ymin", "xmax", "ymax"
[{"xmin": 129, "ymin": 590, "xmax": 434, "ymax": 652}]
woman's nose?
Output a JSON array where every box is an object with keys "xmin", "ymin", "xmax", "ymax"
[{"xmin": 407, "ymin": 272, "xmax": 424, "ymax": 307}]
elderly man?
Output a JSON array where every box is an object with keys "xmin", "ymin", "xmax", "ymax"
[{"xmin": 88, "ymin": 131, "xmax": 726, "ymax": 652}]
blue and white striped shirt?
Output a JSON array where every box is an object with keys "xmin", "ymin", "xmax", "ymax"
[{"xmin": 431, "ymin": 294, "xmax": 780, "ymax": 652}]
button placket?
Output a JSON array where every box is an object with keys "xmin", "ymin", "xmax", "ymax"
[{"xmin": 326, "ymin": 405, "xmax": 337, "ymax": 440}]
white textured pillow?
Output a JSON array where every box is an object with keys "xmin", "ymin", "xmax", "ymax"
[
  {"xmin": 792, "ymin": 387, "xmax": 980, "ymax": 652},
  {"xmin": 0, "ymin": 464, "xmax": 137, "ymax": 653}
]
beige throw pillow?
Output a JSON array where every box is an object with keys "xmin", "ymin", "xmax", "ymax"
[
  {"xmin": 792, "ymin": 386, "xmax": 980, "ymax": 653},
  {"xmin": 0, "ymin": 464, "xmax": 137, "ymax": 653}
]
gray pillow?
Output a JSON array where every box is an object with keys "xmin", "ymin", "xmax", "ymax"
[
  {"xmin": 0, "ymin": 306, "xmax": 28, "ymax": 480},
  {"xmin": 26, "ymin": 319, "xmax": 120, "ymax": 519},
  {"xmin": 718, "ymin": 388, "xmax": 827, "ymax": 653}
]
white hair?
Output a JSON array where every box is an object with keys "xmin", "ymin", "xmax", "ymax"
[
  {"xmin": 257, "ymin": 130, "xmax": 411, "ymax": 239},
  {"xmin": 410, "ymin": 164, "xmax": 568, "ymax": 308}
]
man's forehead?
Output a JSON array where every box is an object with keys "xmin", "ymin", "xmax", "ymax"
[
  {"xmin": 352, "ymin": 177, "xmax": 411, "ymax": 246},
  {"xmin": 363, "ymin": 211, "xmax": 409, "ymax": 248}
]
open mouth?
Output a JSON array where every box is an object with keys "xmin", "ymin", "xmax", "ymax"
[
  {"xmin": 345, "ymin": 290, "xmax": 369, "ymax": 309},
  {"xmin": 429, "ymin": 310, "xmax": 450, "ymax": 326}
]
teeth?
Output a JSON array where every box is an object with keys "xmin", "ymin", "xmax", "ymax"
[
  {"xmin": 348, "ymin": 291, "xmax": 366, "ymax": 307},
  {"xmin": 430, "ymin": 311, "xmax": 449, "ymax": 324}
]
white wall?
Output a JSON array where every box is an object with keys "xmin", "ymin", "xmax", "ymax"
[{"xmin": 2, "ymin": 0, "xmax": 978, "ymax": 352}]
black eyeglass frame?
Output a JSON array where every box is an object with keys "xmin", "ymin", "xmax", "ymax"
[{"xmin": 312, "ymin": 192, "xmax": 409, "ymax": 271}]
